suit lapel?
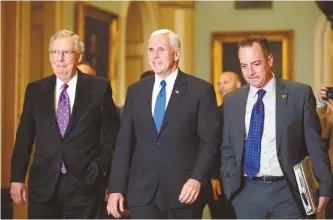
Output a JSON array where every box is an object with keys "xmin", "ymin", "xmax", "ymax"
[
  {"xmin": 63, "ymin": 71, "xmax": 92, "ymax": 139},
  {"xmin": 235, "ymin": 85, "xmax": 249, "ymax": 161},
  {"xmin": 142, "ymin": 76, "xmax": 158, "ymax": 135},
  {"xmin": 42, "ymin": 75, "xmax": 58, "ymax": 127},
  {"xmin": 275, "ymin": 78, "xmax": 288, "ymax": 154},
  {"xmin": 158, "ymin": 71, "xmax": 187, "ymax": 135}
]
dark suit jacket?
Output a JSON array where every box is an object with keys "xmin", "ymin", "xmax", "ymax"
[
  {"xmin": 211, "ymin": 105, "xmax": 224, "ymax": 179},
  {"xmin": 221, "ymin": 78, "xmax": 332, "ymax": 214},
  {"xmin": 10, "ymin": 70, "xmax": 120, "ymax": 202},
  {"xmin": 108, "ymin": 70, "xmax": 220, "ymax": 208}
]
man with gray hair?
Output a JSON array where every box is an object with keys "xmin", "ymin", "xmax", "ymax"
[
  {"xmin": 10, "ymin": 30, "xmax": 120, "ymax": 218},
  {"xmin": 107, "ymin": 29, "xmax": 220, "ymax": 218}
]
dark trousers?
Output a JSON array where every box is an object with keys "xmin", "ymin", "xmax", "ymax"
[
  {"xmin": 207, "ymin": 186, "xmax": 236, "ymax": 219},
  {"xmin": 28, "ymin": 173, "xmax": 104, "ymax": 219},
  {"xmin": 129, "ymin": 183, "xmax": 204, "ymax": 219},
  {"xmin": 326, "ymin": 175, "xmax": 333, "ymax": 219},
  {"xmin": 231, "ymin": 178, "xmax": 304, "ymax": 219}
]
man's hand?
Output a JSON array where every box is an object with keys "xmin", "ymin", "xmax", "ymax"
[
  {"xmin": 179, "ymin": 178, "xmax": 201, "ymax": 204},
  {"xmin": 316, "ymin": 196, "xmax": 330, "ymax": 213},
  {"xmin": 318, "ymin": 84, "xmax": 328, "ymax": 102},
  {"xmin": 326, "ymin": 99, "xmax": 333, "ymax": 113},
  {"xmin": 10, "ymin": 182, "xmax": 27, "ymax": 204},
  {"xmin": 211, "ymin": 178, "xmax": 222, "ymax": 200},
  {"xmin": 318, "ymin": 84, "xmax": 333, "ymax": 113},
  {"xmin": 107, "ymin": 193, "xmax": 125, "ymax": 218}
]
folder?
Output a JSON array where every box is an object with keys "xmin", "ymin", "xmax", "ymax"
[{"xmin": 293, "ymin": 156, "xmax": 318, "ymax": 215}]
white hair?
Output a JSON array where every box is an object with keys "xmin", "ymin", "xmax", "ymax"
[
  {"xmin": 150, "ymin": 29, "xmax": 181, "ymax": 50},
  {"xmin": 49, "ymin": 30, "xmax": 84, "ymax": 53}
]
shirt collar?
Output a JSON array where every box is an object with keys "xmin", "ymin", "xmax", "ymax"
[
  {"xmin": 56, "ymin": 71, "xmax": 78, "ymax": 92},
  {"xmin": 249, "ymin": 73, "xmax": 276, "ymax": 98},
  {"xmin": 154, "ymin": 68, "xmax": 179, "ymax": 87}
]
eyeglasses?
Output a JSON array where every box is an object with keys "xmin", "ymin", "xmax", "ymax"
[{"xmin": 49, "ymin": 50, "xmax": 76, "ymax": 58}]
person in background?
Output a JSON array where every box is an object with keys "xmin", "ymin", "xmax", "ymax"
[
  {"xmin": 77, "ymin": 61, "xmax": 95, "ymax": 75},
  {"xmin": 78, "ymin": 60, "xmax": 120, "ymax": 219},
  {"xmin": 216, "ymin": 71, "xmax": 242, "ymax": 139},
  {"xmin": 221, "ymin": 35, "xmax": 332, "ymax": 218},
  {"xmin": 217, "ymin": 71, "xmax": 242, "ymax": 103},
  {"xmin": 78, "ymin": 61, "xmax": 123, "ymax": 119},
  {"xmin": 317, "ymin": 84, "xmax": 333, "ymax": 219},
  {"xmin": 207, "ymin": 71, "xmax": 241, "ymax": 219},
  {"xmin": 140, "ymin": 70, "xmax": 155, "ymax": 80},
  {"xmin": 10, "ymin": 29, "xmax": 120, "ymax": 218},
  {"xmin": 115, "ymin": 71, "xmax": 155, "ymax": 118},
  {"xmin": 107, "ymin": 29, "xmax": 220, "ymax": 219}
]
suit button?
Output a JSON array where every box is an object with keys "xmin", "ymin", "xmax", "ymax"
[
  {"xmin": 156, "ymin": 142, "xmax": 161, "ymax": 147},
  {"xmin": 278, "ymin": 156, "xmax": 282, "ymax": 160}
]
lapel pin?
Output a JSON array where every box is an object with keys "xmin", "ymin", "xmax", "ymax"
[
  {"xmin": 175, "ymin": 90, "xmax": 179, "ymax": 94},
  {"xmin": 282, "ymin": 94, "xmax": 287, "ymax": 99}
]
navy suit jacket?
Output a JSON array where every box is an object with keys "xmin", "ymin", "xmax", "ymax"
[{"xmin": 108, "ymin": 70, "xmax": 220, "ymax": 208}]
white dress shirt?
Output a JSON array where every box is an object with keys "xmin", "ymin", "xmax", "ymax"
[
  {"xmin": 54, "ymin": 72, "xmax": 78, "ymax": 115},
  {"xmin": 151, "ymin": 69, "xmax": 178, "ymax": 115},
  {"xmin": 245, "ymin": 76, "xmax": 283, "ymax": 176}
]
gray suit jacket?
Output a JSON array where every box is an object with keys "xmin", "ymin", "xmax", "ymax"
[{"xmin": 220, "ymin": 78, "xmax": 332, "ymax": 213}]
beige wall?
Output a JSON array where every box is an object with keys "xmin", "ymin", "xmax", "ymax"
[
  {"xmin": 328, "ymin": 29, "xmax": 333, "ymax": 85},
  {"xmin": 61, "ymin": 1, "xmax": 136, "ymax": 105},
  {"xmin": 62, "ymin": 1, "xmax": 122, "ymax": 31},
  {"xmin": 195, "ymin": 1, "xmax": 322, "ymax": 88}
]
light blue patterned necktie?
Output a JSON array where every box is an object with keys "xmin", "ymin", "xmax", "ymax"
[
  {"xmin": 57, "ymin": 84, "xmax": 70, "ymax": 174},
  {"xmin": 153, "ymin": 80, "xmax": 167, "ymax": 133},
  {"xmin": 244, "ymin": 89, "xmax": 266, "ymax": 179}
]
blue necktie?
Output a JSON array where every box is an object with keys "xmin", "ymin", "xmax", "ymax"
[
  {"xmin": 244, "ymin": 89, "xmax": 266, "ymax": 179},
  {"xmin": 154, "ymin": 80, "xmax": 167, "ymax": 132}
]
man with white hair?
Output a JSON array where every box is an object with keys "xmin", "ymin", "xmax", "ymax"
[
  {"xmin": 10, "ymin": 30, "xmax": 120, "ymax": 218},
  {"xmin": 107, "ymin": 29, "xmax": 220, "ymax": 218}
]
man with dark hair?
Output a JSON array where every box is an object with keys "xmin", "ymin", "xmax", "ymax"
[
  {"xmin": 140, "ymin": 70, "xmax": 155, "ymax": 80},
  {"xmin": 221, "ymin": 35, "xmax": 332, "ymax": 218},
  {"xmin": 207, "ymin": 71, "xmax": 241, "ymax": 219},
  {"xmin": 317, "ymin": 84, "xmax": 333, "ymax": 219}
]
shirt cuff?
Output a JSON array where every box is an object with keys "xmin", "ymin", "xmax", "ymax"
[{"xmin": 317, "ymin": 100, "xmax": 326, "ymax": 109}]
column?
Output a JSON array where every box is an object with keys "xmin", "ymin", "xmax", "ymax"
[{"xmin": 158, "ymin": 1, "xmax": 195, "ymax": 74}]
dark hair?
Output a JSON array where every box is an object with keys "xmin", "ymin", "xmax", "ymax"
[
  {"xmin": 140, "ymin": 70, "xmax": 155, "ymax": 80},
  {"xmin": 238, "ymin": 35, "xmax": 270, "ymax": 57}
]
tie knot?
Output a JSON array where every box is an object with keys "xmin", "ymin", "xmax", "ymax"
[
  {"xmin": 160, "ymin": 80, "xmax": 166, "ymax": 88},
  {"xmin": 257, "ymin": 89, "xmax": 266, "ymax": 100},
  {"xmin": 61, "ymin": 84, "xmax": 69, "ymax": 91}
]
